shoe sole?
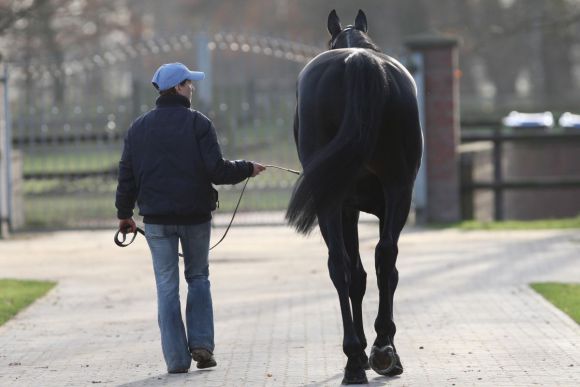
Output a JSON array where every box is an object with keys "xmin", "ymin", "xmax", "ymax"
[
  {"xmin": 191, "ymin": 349, "xmax": 217, "ymax": 369},
  {"xmin": 197, "ymin": 359, "xmax": 217, "ymax": 369}
]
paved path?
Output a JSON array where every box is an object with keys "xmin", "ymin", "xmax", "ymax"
[{"xmin": 0, "ymin": 224, "xmax": 579, "ymax": 386}]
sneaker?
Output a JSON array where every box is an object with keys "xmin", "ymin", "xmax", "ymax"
[{"xmin": 191, "ymin": 348, "xmax": 217, "ymax": 369}]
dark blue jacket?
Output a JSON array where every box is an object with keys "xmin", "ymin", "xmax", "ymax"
[{"xmin": 115, "ymin": 94, "xmax": 253, "ymax": 224}]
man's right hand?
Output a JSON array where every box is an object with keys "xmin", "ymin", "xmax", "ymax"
[
  {"xmin": 119, "ymin": 218, "xmax": 137, "ymax": 235},
  {"xmin": 251, "ymin": 162, "xmax": 266, "ymax": 177}
]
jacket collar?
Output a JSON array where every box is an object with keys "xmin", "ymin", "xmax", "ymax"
[{"xmin": 155, "ymin": 94, "xmax": 191, "ymax": 109}]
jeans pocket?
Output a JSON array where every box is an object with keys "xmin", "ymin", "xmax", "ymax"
[{"xmin": 144, "ymin": 223, "xmax": 167, "ymax": 239}]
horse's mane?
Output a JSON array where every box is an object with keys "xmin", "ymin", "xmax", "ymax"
[{"xmin": 328, "ymin": 27, "xmax": 381, "ymax": 52}]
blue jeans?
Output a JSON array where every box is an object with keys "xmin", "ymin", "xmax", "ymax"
[{"xmin": 144, "ymin": 222, "xmax": 214, "ymax": 372}]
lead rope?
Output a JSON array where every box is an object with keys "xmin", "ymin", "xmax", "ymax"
[
  {"xmin": 208, "ymin": 176, "xmax": 250, "ymax": 251},
  {"xmin": 263, "ymin": 165, "xmax": 300, "ymax": 175},
  {"xmin": 114, "ymin": 164, "xmax": 301, "ymax": 255},
  {"xmin": 209, "ymin": 165, "xmax": 300, "ymax": 250}
]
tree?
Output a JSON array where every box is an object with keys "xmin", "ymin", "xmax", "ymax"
[
  {"xmin": 5, "ymin": 0, "xmax": 134, "ymax": 107},
  {"xmin": 0, "ymin": 0, "xmax": 50, "ymax": 36}
]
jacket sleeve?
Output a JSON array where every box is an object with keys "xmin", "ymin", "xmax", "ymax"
[
  {"xmin": 195, "ymin": 113, "xmax": 254, "ymax": 185},
  {"xmin": 115, "ymin": 130, "xmax": 138, "ymax": 219}
]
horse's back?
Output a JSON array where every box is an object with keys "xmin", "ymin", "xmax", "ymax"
[{"xmin": 298, "ymin": 48, "xmax": 417, "ymax": 107}]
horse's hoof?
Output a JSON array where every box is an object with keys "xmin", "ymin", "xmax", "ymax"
[
  {"xmin": 342, "ymin": 367, "xmax": 368, "ymax": 385},
  {"xmin": 369, "ymin": 345, "xmax": 396, "ymax": 375},
  {"xmin": 359, "ymin": 352, "xmax": 370, "ymax": 370},
  {"xmin": 385, "ymin": 353, "xmax": 403, "ymax": 376}
]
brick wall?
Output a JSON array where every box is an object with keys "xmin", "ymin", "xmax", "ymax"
[
  {"xmin": 406, "ymin": 35, "xmax": 461, "ymax": 223},
  {"xmin": 504, "ymin": 141, "xmax": 580, "ymax": 219}
]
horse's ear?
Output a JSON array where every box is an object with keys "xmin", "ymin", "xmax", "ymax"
[
  {"xmin": 327, "ymin": 9, "xmax": 342, "ymax": 37},
  {"xmin": 354, "ymin": 9, "xmax": 368, "ymax": 33}
]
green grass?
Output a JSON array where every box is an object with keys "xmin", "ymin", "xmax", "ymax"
[
  {"xmin": 22, "ymin": 185, "xmax": 295, "ymax": 229},
  {"xmin": 22, "ymin": 146, "xmax": 121, "ymax": 175},
  {"xmin": 530, "ymin": 282, "xmax": 580, "ymax": 323},
  {"xmin": 440, "ymin": 217, "xmax": 580, "ymax": 230},
  {"xmin": 0, "ymin": 279, "xmax": 57, "ymax": 326},
  {"xmin": 216, "ymin": 186, "xmax": 292, "ymax": 212},
  {"xmin": 24, "ymin": 193, "xmax": 117, "ymax": 229}
]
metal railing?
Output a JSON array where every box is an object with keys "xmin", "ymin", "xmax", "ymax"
[{"xmin": 7, "ymin": 30, "xmax": 323, "ymax": 231}]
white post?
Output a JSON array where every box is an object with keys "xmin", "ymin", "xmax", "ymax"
[
  {"xmin": 410, "ymin": 52, "xmax": 428, "ymax": 224},
  {"xmin": 0, "ymin": 63, "xmax": 10, "ymax": 237},
  {"xmin": 4, "ymin": 65, "xmax": 13, "ymax": 230},
  {"xmin": 196, "ymin": 31, "xmax": 213, "ymax": 110}
]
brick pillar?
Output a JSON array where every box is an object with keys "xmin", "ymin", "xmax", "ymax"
[{"xmin": 406, "ymin": 34, "xmax": 461, "ymax": 223}]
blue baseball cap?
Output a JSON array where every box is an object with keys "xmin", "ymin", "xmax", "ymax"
[{"xmin": 151, "ymin": 62, "xmax": 205, "ymax": 91}]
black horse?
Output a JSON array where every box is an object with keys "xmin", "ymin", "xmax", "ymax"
[{"xmin": 286, "ymin": 10, "xmax": 423, "ymax": 385}]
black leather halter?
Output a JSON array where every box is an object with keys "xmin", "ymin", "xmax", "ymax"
[{"xmin": 330, "ymin": 26, "xmax": 355, "ymax": 49}]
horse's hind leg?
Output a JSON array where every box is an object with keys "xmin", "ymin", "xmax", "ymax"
[
  {"xmin": 369, "ymin": 184, "xmax": 413, "ymax": 377},
  {"xmin": 318, "ymin": 208, "xmax": 368, "ymax": 384},
  {"xmin": 343, "ymin": 208, "xmax": 369, "ymax": 370}
]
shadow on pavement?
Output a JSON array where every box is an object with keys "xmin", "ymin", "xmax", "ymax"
[
  {"xmin": 302, "ymin": 372, "xmax": 399, "ymax": 386},
  {"xmin": 118, "ymin": 370, "xmax": 212, "ymax": 386}
]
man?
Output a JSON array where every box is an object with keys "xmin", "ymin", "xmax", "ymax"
[{"xmin": 115, "ymin": 62, "xmax": 265, "ymax": 373}]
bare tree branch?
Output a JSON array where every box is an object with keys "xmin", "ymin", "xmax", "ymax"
[
  {"xmin": 0, "ymin": 0, "xmax": 50, "ymax": 35},
  {"xmin": 470, "ymin": 9, "xmax": 580, "ymax": 51}
]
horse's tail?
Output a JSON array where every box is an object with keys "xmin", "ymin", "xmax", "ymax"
[{"xmin": 286, "ymin": 51, "xmax": 388, "ymax": 234}]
